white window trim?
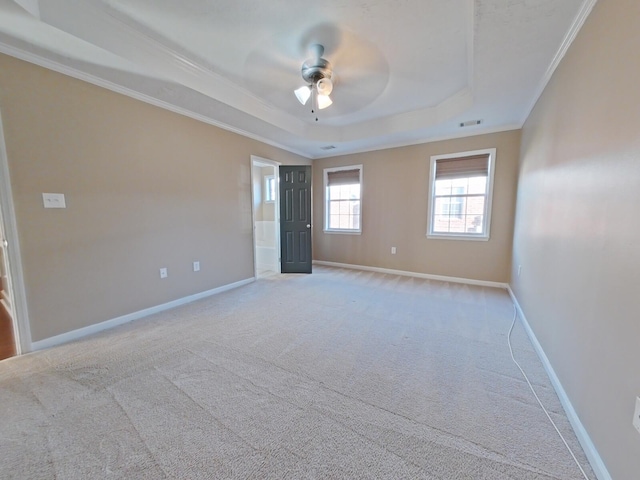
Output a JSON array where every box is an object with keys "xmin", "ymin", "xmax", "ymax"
[
  {"xmin": 323, "ymin": 164, "xmax": 363, "ymax": 235},
  {"xmin": 427, "ymin": 148, "xmax": 496, "ymax": 241}
]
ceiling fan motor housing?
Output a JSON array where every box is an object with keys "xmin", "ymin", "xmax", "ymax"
[{"xmin": 301, "ymin": 57, "xmax": 333, "ymax": 84}]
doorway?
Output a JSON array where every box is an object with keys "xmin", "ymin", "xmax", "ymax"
[
  {"xmin": 0, "ymin": 109, "xmax": 29, "ymax": 359},
  {"xmin": 251, "ymin": 156, "xmax": 280, "ymax": 278},
  {"xmin": 0, "ymin": 232, "xmax": 16, "ymax": 360}
]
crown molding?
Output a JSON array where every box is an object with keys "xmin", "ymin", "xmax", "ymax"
[
  {"xmin": 0, "ymin": 42, "xmax": 311, "ymax": 159},
  {"xmin": 35, "ymin": 0, "xmax": 482, "ymax": 146},
  {"xmin": 310, "ymin": 124, "xmax": 522, "ymax": 160},
  {"xmin": 38, "ymin": 0, "xmax": 305, "ymax": 136},
  {"xmin": 521, "ymin": 0, "xmax": 598, "ymax": 124},
  {"xmin": 0, "ymin": 42, "xmax": 523, "ymax": 162}
]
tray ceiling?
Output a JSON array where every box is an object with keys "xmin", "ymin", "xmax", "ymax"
[{"xmin": 0, "ymin": 0, "xmax": 594, "ymax": 158}]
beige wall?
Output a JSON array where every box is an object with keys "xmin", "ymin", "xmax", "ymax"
[
  {"xmin": 313, "ymin": 130, "xmax": 520, "ymax": 283},
  {"xmin": 510, "ymin": 0, "xmax": 640, "ymax": 478},
  {"xmin": 0, "ymin": 54, "xmax": 309, "ymax": 342}
]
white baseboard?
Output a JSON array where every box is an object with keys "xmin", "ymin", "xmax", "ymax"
[
  {"xmin": 507, "ymin": 287, "xmax": 611, "ymax": 480},
  {"xmin": 31, "ymin": 277, "xmax": 255, "ymax": 351},
  {"xmin": 313, "ymin": 260, "xmax": 508, "ymax": 289}
]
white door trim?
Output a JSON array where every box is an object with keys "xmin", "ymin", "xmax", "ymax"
[
  {"xmin": 0, "ymin": 110, "xmax": 32, "ymax": 354},
  {"xmin": 250, "ymin": 155, "xmax": 281, "ymax": 278}
]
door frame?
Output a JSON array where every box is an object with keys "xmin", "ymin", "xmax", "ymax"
[
  {"xmin": 250, "ymin": 155, "xmax": 281, "ymax": 278},
  {"xmin": 0, "ymin": 110, "xmax": 32, "ymax": 355}
]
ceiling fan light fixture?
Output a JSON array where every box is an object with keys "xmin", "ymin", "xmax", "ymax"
[
  {"xmin": 294, "ymin": 85, "xmax": 311, "ymax": 105},
  {"xmin": 316, "ymin": 77, "xmax": 333, "ymax": 96},
  {"xmin": 295, "ymin": 44, "xmax": 335, "ymax": 115},
  {"xmin": 317, "ymin": 94, "xmax": 332, "ymax": 110}
]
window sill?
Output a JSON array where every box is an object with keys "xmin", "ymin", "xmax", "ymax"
[
  {"xmin": 427, "ymin": 234, "xmax": 489, "ymax": 242},
  {"xmin": 324, "ymin": 229, "xmax": 362, "ymax": 235}
]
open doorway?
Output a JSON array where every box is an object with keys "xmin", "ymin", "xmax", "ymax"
[
  {"xmin": 0, "ymin": 231, "xmax": 16, "ymax": 360},
  {"xmin": 251, "ymin": 156, "xmax": 280, "ymax": 278},
  {"xmin": 0, "ymin": 110, "xmax": 28, "ymax": 360}
]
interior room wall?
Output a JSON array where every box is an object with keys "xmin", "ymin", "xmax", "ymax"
[
  {"xmin": 0, "ymin": 53, "xmax": 309, "ymax": 343},
  {"xmin": 312, "ymin": 130, "xmax": 520, "ymax": 283},
  {"xmin": 510, "ymin": 0, "xmax": 640, "ymax": 478}
]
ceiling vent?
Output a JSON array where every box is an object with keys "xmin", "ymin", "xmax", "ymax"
[
  {"xmin": 320, "ymin": 145, "xmax": 336, "ymax": 151},
  {"xmin": 459, "ymin": 119, "xmax": 482, "ymax": 127}
]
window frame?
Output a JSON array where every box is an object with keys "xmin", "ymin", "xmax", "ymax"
[
  {"xmin": 264, "ymin": 175, "xmax": 276, "ymax": 203},
  {"xmin": 427, "ymin": 148, "xmax": 496, "ymax": 241},
  {"xmin": 323, "ymin": 164, "xmax": 363, "ymax": 235}
]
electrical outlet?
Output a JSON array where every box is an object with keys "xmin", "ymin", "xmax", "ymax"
[
  {"xmin": 159, "ymin": 267, "xmax": 168, "ymax": 279},
  {"xmin": 391, "ymin": 247, "xmax": 397, "ymax": 255},
  {"xmin": 518, "ymin": 265, "xmax": 522, "ymax": 277},
  {"xmin": 193, "ymin": 261, "xmax": 200, "ymax": 272},
  {"xmin": 633, "ymin": 397, "xmax": 640, "ymax": 434},
  {"xmin": 42, "ymin": 193, "xmax": 66, "ymax": 209}
]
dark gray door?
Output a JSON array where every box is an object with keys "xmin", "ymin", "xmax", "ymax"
[{"xmin": 279, "ymin": 165, "xmax": 312, "ymax": 273}]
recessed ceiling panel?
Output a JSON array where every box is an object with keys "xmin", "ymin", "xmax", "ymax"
[{"xmin": 103, "ymin": 0, "xmax": 469, "ymax": 124}]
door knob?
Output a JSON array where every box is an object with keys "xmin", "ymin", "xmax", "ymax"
[{"xmin": 306, "ymin": 224, "xmax": 311, "ymax": 228}]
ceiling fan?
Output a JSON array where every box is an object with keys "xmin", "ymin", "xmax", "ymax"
[
  {"xmin": 242, "ymin": 25, "xmax": 389, "ymax": 122},
  {"xmin": 294, "ymin": 44, "xmax": 335, "ymax": 119}
]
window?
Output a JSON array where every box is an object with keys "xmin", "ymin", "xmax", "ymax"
[
  {"xmin": 324, "ymin": 165, "xmax": 362, "ymax": 234},
  {"xmin": 441, "ymin": 187, "xmax": 465, "ymax": 217},
  {"xmin": 427, "ymin": 148, "xmax": 496, "ymax": 240},
  {"xmin": 264, "ymin": 175, "xmax": 276, "ymax": 203}
]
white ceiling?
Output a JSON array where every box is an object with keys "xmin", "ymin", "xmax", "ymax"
[{"xmin": 0, "ymin": 0, "xmax": 594, "ymax": 158}]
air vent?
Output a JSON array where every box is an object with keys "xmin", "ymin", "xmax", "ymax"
[
  {"xmin": 320, "ymin": 145, "xmax": 336, "ymax": 151},
  {"xmin": 459, "ymin": 119, "xmax": 482, "ymax": 127}
]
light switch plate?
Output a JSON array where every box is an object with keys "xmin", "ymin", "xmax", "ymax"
[
  {"xmin": 159, "ymin": 268, "xmax": 168, "ymax": 279},
  {"xmin": 633, "ymin": 397, "xmax": 640, "ymax": 435},
  {"xmin": 193, "ymin": 261, "xmax": 200, "ymax": 272},
  {"xmin": 42, "ymin": 193, "xmax": 66, "ymax": 209}
]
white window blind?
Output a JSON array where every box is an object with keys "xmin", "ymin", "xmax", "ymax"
[
  {"xmin": 434, "ymin": 154, "xmax": 489, "ymax": 180},
  {"xmin": 327, "ymin": 169, "xmax": 361, "ymax": 186}
]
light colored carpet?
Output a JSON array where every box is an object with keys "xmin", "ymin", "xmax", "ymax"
[{"xmin": 0, "ymin": 266, "xmax": 594, "ymax": 479}]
